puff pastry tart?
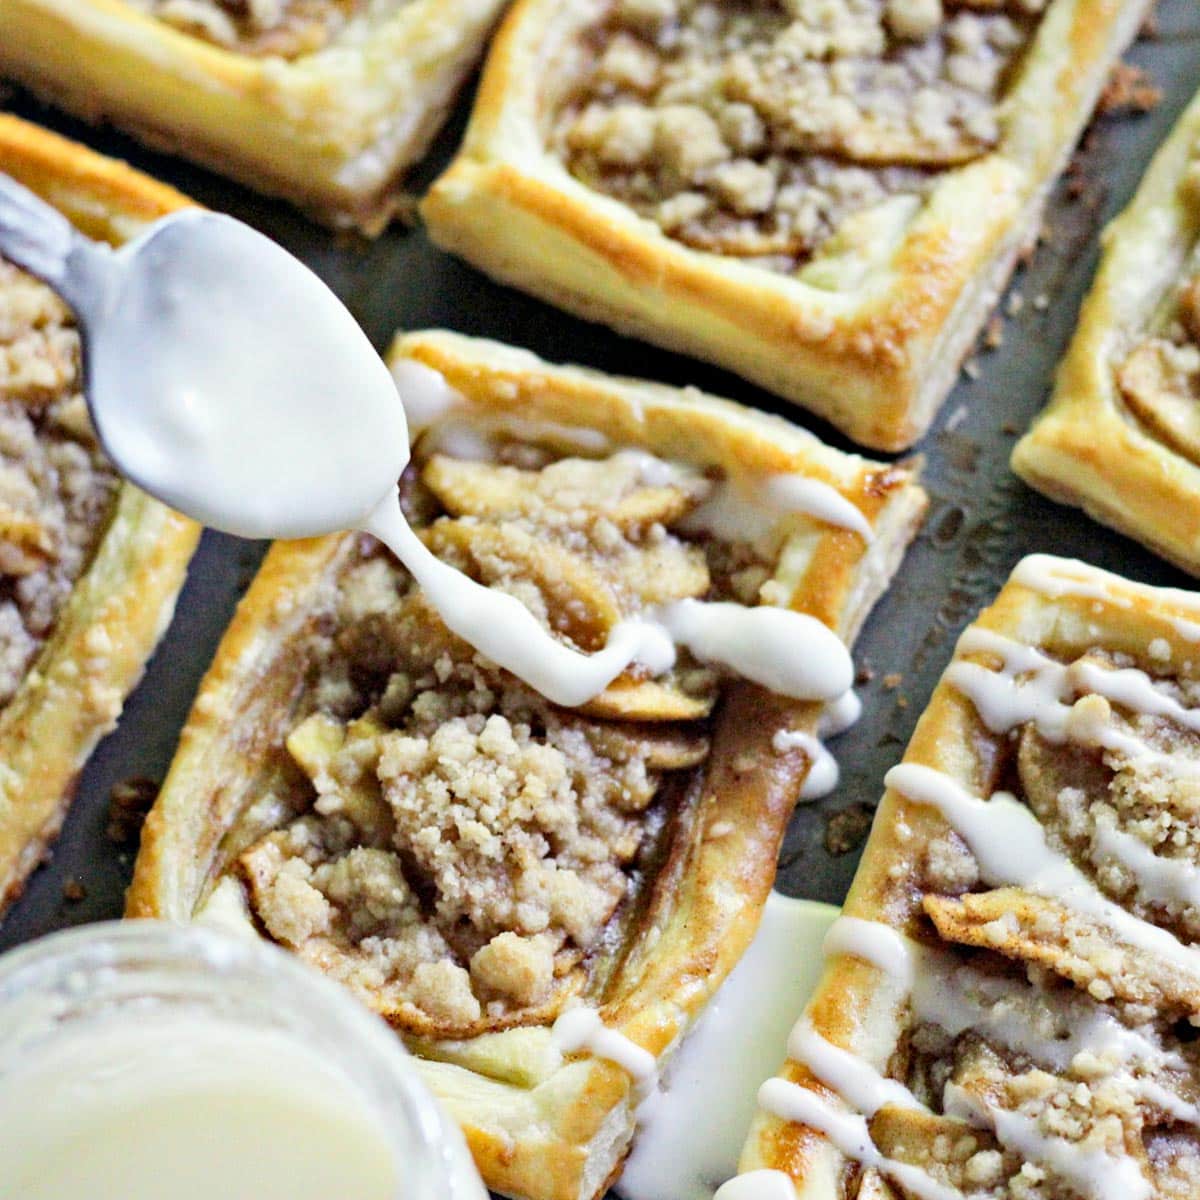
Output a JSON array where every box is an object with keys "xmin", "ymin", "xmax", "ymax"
[
  {"xmin": 0, "ymin": 0, "xmax": 509, "ymax": 233},
  {"xmin": 0, "ymin": 115, "xmax": 200, "ymax": 914},
  {"xmin": 1014, "ymin": 88, "xmax": 1200, "ymax": 578},
  {"xmin": 732, "ymin": 554, "xmax": 1200, "ymax": 1200},
  {"xmin": 421, "ymin": 0, "xmax": 1150, "ymax": 452},
  {"xmin": 128, "ymin": 328, "xmax": 925, "ymax": 1200}
]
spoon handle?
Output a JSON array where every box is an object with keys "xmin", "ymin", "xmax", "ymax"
[{"xmin": 0, "ymin": 172, "xmax": 77, "ymax": 289}]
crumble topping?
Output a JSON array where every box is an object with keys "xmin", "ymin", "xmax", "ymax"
[
  {"xmin": 228, "ymin": 450, "xmax": 776, "ymax": 1037},
  {"xmin": 0, "ymin": 261, "xmax": 119, "ymax": 707},
  {"xmin": 550, "ymin": 0, "xmax": 1044, "ymax": 270},
  {"xmin": 883, "ymin": 644, "xmax": 1200, "ymax": 1198},
  {"xmin": 126, "ymin": 0, "xmax": 376, "ymax": 57}
]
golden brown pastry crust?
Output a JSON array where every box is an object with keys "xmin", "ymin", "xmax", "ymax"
[
  {"xmin": 1013, "ymin": 86, "xmax": 1200, "ymax": 578},
  {"xmin": 128, "ymin": 328, "xmax": 925, "ymax": 1200},
  {"xmin": 737, "ymin": 554, "xmax": 1200, "ymax": 1198},
  {"xmin": 0, "ymin": 114, "xmax": 200, "ymax": 911},
  {"xmin": 0, "ymin": 0, "xmax": 509, "ymax": 233},
  {"xmin": 422, "ymin": 0, "xmax": 1151, "ymax": 452}
]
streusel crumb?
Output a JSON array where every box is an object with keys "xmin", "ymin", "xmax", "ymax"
[{"xmin": 552, "ymin": 0, "xmax": 1043, "ymax": 269}]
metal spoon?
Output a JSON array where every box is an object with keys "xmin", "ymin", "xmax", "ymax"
[{"xmin": 0, "ymin": 172, "xmax": 408, "ymax": 539}]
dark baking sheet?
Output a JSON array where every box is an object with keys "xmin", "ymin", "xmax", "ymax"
[{"xmin": 0, "ymin": 5, "xmax": 1198, "ymax": 999}]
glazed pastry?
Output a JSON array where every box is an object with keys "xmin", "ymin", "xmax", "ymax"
[
  {"xmin": 0, "ymin": 0, "xmax": 509, "ymax": 233},
  {"xmin": 0, "ymin": 115, "xmax": 200, "ymax": 913},
  {"xmin": 1014, "ymin": 87, "xmax": 1200, "ymax": 577},
  {"xmin": 128, "ymin": 329, "xmax": 926, "ymax": 1200},
  {"xmin": 733, "ymin": 554, "xmax": 1200, "ymax": 1200},
  {"xmin": 422, "ymin": 0, "xmax": 1151, "ymax": 452}
]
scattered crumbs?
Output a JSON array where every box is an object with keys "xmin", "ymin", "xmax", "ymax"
[
  {"xmin": 63, "ymin": 879, "xmax": 86, "ymax": 902},
  {"xmin": 1001, "ymin": 421, "xmax": 1021, "ymax": 436},
  {"xmin": 1148, "ymin": 637, "xmax": 1172, "ymax": 663},
  {"xmin": 390, "ymin": 193, "xmax": 423, "ymax": 230},
  {"xmin": 107, "ymin": 777, "xmax": 159, "ymax": 845},
  {"xmin": 962, "ymin": 358, "xmax": 981, "ymax": 381},
  {"xmin": 824, "ymin": 803, "xmax": 874, "ymax": 857},
  {"xmin": 883, "ymin": 672, "xmax": 903, "ymax": 690},
  {"xmin": 707, "ymin": 819, "xmax": 735, "ymax": 839},
  {"xmin": 855, "ymin": 662, "xmax": 875, "ymax": 686},
  {"xmin": 945, "ymin": 403, "xmax": 969, "ymax": 432},
  {"xmin": 1006, "ymin": 291, "xmax": 1025, "ymax": 317},
  {"xmin": 1032, "ymin": 293, "xmax": 1050, "ymax": 312},
  {"xmin": 1099, "ymin": 62, "xmax": 1162, "ymax": 116},
  {"xmin": 984, "ymin": 316, "xmax": 1004, "ymax": 350},
  {"xmin": 896, "ymin": 695, "xmax": 909, "ymax": 710}
]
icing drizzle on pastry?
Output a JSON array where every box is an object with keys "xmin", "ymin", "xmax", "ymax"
[
  {"xmin": 723, "ymin": 557, "xmax": 1200, "ymax": 1200},
  {"xmin": 70, "ymin": 209, "xmax": 864, "ymax": 713}
]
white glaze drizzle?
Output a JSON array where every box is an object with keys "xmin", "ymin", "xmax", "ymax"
[
  {"xmin": 752, "ymin": 910, "xmax": 1171, "ymax": 1200},
  {"xmin": 711, "ymin": 1170, "xmax": 797, "ymax": 1200},
  {"xmin": 551, "ymin": 1005, "xmax": 658, "ymax": 1104},
  {"xmin": 820, "ymin": 689, "xmax": 863, "ymax": 737},
  {"xmin": 754, "ymin": 1078, "xmax": 961, "ymax": 1200},
  {"xmin": 945, "ymin": 1087, "xmax": 1151, "ymax": 1200},
  {"xmin": 821, "ymin": 916, "xmax": 914, "ymax": 988},
  {"xmin": 366, "ymin": 488, "xmax": 854, "ymax": 709},
  {"xmin": 772, "ymin": 731, "xmax": 839, "ymax": 800},
  {"xmin": 886, "ymin": 762, "xmax": 1200, "ymax": 977},
  {"xmin": 388, "ymin": 359, "xmax": 463, "ymax": 437},
  {"xmin": 950, "ymin": 627, "xmax": 1200, "ymax": 771},
  {"xmin": 367, "ymin": 364, "xmax": 861, "ymax": 710},
  {"xmin": 786, "ymin": 1021, "xmax": 923, "ymax": 1116},
  {"xmin": 619, "ymin": 896, "xmax": 836, "ymax": 1200},
  {"xmin": 683, "ymin": 475, "xmax": 873, "ymax": 546},
  {"xmin": 1009, "ymin": 556, "xmax": 1133, "ymax": 609}
]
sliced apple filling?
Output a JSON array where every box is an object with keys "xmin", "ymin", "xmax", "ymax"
[
  {"xmin": 550, "ymin": 0, "xmax": 1045, "ymax": 269},
  {"xmin": 227, "ymin": 448, "xmax": 790, "ymax": 1038},
  {"xmin": 0, "ymin": 260, "xmax": 118, "ymax": 706}
]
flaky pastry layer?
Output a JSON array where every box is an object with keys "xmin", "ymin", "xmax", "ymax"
[
  {"xmin": 1013, "ymin": 85, "xmax": 1200, "ymax": 578},
  {"xmin": 738, "ymin": 555, "xmax": 1200, "ymax": 1200},
  {"xmin": 0, "ymin": 114, "xmax": 200, "ymax": 913},
  {"xmin": 128, "ymin": 328, "xmax": 925, "ymax": 1200},
  {"xmin": 0, "ymin": 0, "xmax": 508, "ymax": 232},
  {"xmin": 423, "ymin": 0, "xmax": 1151, "ymax": 451}
]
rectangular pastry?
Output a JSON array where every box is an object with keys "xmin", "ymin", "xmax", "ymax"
[
  {"xmin": 1014, "ymin": 85, "xmax": 1200, "ymax": 577},
  {"xmin": 0, "ymin": 114, "xmax": 200, "ymax": 913},
  {"xmin": 733, "ymin": 554, "xmax": 1200, "ymax": 1200},
  {"xmin": 422, "ymin": 0, "xmax": 1151, "ymax": 452},
  {"xmin": 0, "ymin": 0, "xmax": 509, "ymax": 232},
  {"xmin": 127, "ymin": 328, "xmax": 926, "ymax": 1200}
]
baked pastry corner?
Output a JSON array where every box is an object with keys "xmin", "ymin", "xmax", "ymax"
[
  {"xmin": 128, "ymin": 328, "xmax": 925, "ymax": 1200},
  {"xmin": 734, "ymin": 553, "xmax": 1200, "ymax": 1199},
  {"xmin": 423, "ymin": 0, "xmax": 1152, "ymax": 451},
  {"xmin": 0, "ymin": 0, "xmax": 509, "ymax": 232},
  {"xmin": 0, "ymin": 113, "xmax": 200, "ymax": 912},
  {"xmin": 1014, "ymin": 84, "xmax": 1200, "ymax": 577}
]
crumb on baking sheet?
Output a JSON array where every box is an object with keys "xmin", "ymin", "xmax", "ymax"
[
  {"xmin": 1098, "ymin": 62, "xmax": 1162, "ymax": 116},
  {"xmin": 107, "ymin": 777, "xmax": 160, "ymax": 845},
  {"xmin": 824, "ymin": 802, "xmax": 874, "ymax": 856}
]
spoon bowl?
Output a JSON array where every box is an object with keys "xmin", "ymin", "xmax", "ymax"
[{"xmin": 0, "ymin": 179, "xmax": 408, "ymax": 539}]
